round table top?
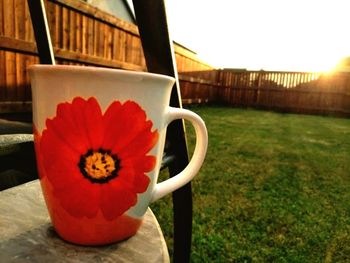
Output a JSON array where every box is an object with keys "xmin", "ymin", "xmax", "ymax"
[
  {"xmin": 0, "ymin": 180, "xmax": 169, "ymax": 262},
  {"xmin": 0, "ymin": 134, "xmax": 34, "ymax": 155}
]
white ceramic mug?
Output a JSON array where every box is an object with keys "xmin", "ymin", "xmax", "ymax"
[{"xmin": 29, "ymin": 65, "xmax": 207, "ymax": 245}]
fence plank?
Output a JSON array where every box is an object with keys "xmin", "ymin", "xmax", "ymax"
[
  {"xmin": 0, "ymin": 50, "xmax": 6, "ymax": 101},
  {"xmin": 0, "ymin": 0, "xmax": 3, "ymax": 36},
  {"xmin": 62, "ymin": 5, "xmax": 69, "ymax": 50},
  {"xmin": 5, "ymin": 52, "xmax": 16, "ymax": 100},
  {"xmin": 14, "ymin": 0, "xmax": 25, "ymax": 40},
  {"xmin": 3, "ymin": 0, "xmax": 14, "ymax": 38}
]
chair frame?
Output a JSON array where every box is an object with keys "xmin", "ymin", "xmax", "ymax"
[{"xmin": 27, "ymin": 1, "xmax": 192, "ymax": 262}]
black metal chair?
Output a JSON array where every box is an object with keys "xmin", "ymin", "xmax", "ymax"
[{"xmin": 23, "ymin": 0, "xmax": 193, "ymax": 262}]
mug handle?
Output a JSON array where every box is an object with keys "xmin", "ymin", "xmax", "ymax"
[{"xmin": 151, "ymin": 107, "xmax": 208, "ymax": 202}]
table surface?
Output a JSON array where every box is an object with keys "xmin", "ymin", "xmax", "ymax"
[{"xmin": 0, "ymin": 181, "xmax": 169, "ymax": 263}]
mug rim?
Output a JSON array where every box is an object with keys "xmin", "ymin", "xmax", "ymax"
[{"xmin": 28, "ymin": 64, "xmax": 175, "ymax": 83}]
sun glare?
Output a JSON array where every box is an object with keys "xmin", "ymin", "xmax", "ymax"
[{"xmin": 166, "ymin": 0, "xmax": 350, "ymax": 72}]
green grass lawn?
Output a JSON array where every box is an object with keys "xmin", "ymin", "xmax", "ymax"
[{"xmin": 150, "ymin": 106, "xmax": 350, "ymax": 262}]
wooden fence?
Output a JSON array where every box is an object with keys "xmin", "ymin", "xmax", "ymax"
[
  {"xmin": 217, "ymin": 70, "xmax": 350, "ymax": 117},
  {"xmin": 0, "ymin": 0, "xmax": 213, "ymax": 113},
  {"xmin": 180, "ymin": 74, "xmax": 219, "ymax": 104},
  {"xmin": 166, "ymin": 69, "xmax": 350, "ymax": 117}
]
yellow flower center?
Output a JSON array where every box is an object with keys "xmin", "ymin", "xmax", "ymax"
[
  {"xmin": 79, "ymin": 149, "xmax": 120, "ymax": 183},
  {"xmin": 84, "ymin": 152, "xmax": 116, "ymax": 179}
]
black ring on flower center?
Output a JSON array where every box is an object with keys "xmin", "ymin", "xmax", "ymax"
[{"xmin": 78, "ymin": 148, "xmax": 121, "ymax": 184}]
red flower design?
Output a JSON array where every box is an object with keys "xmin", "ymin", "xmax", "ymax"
[{"xmin": 37, "ymin": 97, "xmax": 158, "ymax": 220}]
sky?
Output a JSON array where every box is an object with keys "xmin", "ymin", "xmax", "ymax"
[{"xmin": 164, "ymin": 0, "xmax": 350, "ymax": 72}]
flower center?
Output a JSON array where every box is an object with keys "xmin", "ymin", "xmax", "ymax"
[{"xmin": 78, "ymin": 149, "xmax": 120, "ymax": 183}]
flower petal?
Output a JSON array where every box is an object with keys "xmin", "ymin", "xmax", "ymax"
[
  {"xmin": 120, "ymin": 156, "xmax": 154, "ymax": 193},
  {"xmin": 123, "ymin": 155, "xmax": 157, "ymax": 173},
  {"xmin": 101, "ymin": 100, "xmax": 123, "ymax": 150},
  {"xmin": 114, "ymin": 167, "xmax": 136, "ymax": 186},
  {"xmin": 117, "ymin": 125, "xmax": 159, "ymax": 159},
  {"xmin": 58, "ymin": 179, "xmax": 100, "ymax": 218},
  {"xmin": 84, "ymin": 97, "xmax": 104, "ymax": 150},
  {"xmin": 70, "ymin": 97, "xmax": 93, "ymax": 149},
  {"xmin": 102, "ymin": 101, "xmax": 150, "ymax": 152},
  {"xmin": 100, "ymin": 183, "xmax": 137, "ymax": 220},
  {"xmin": 133, "ymin": 173, "xmax": 150, "ymax": 193},
  {"xmin": 41, "ymin": 128, "xmax": 83, "ymax": 190},
  {"xmin": 46, "ymin": 100, "xmax": 90, "ymax": 154},
  {"xmin": 33, "ymin": 127, "xmax": 46, "ymax": 179}
]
